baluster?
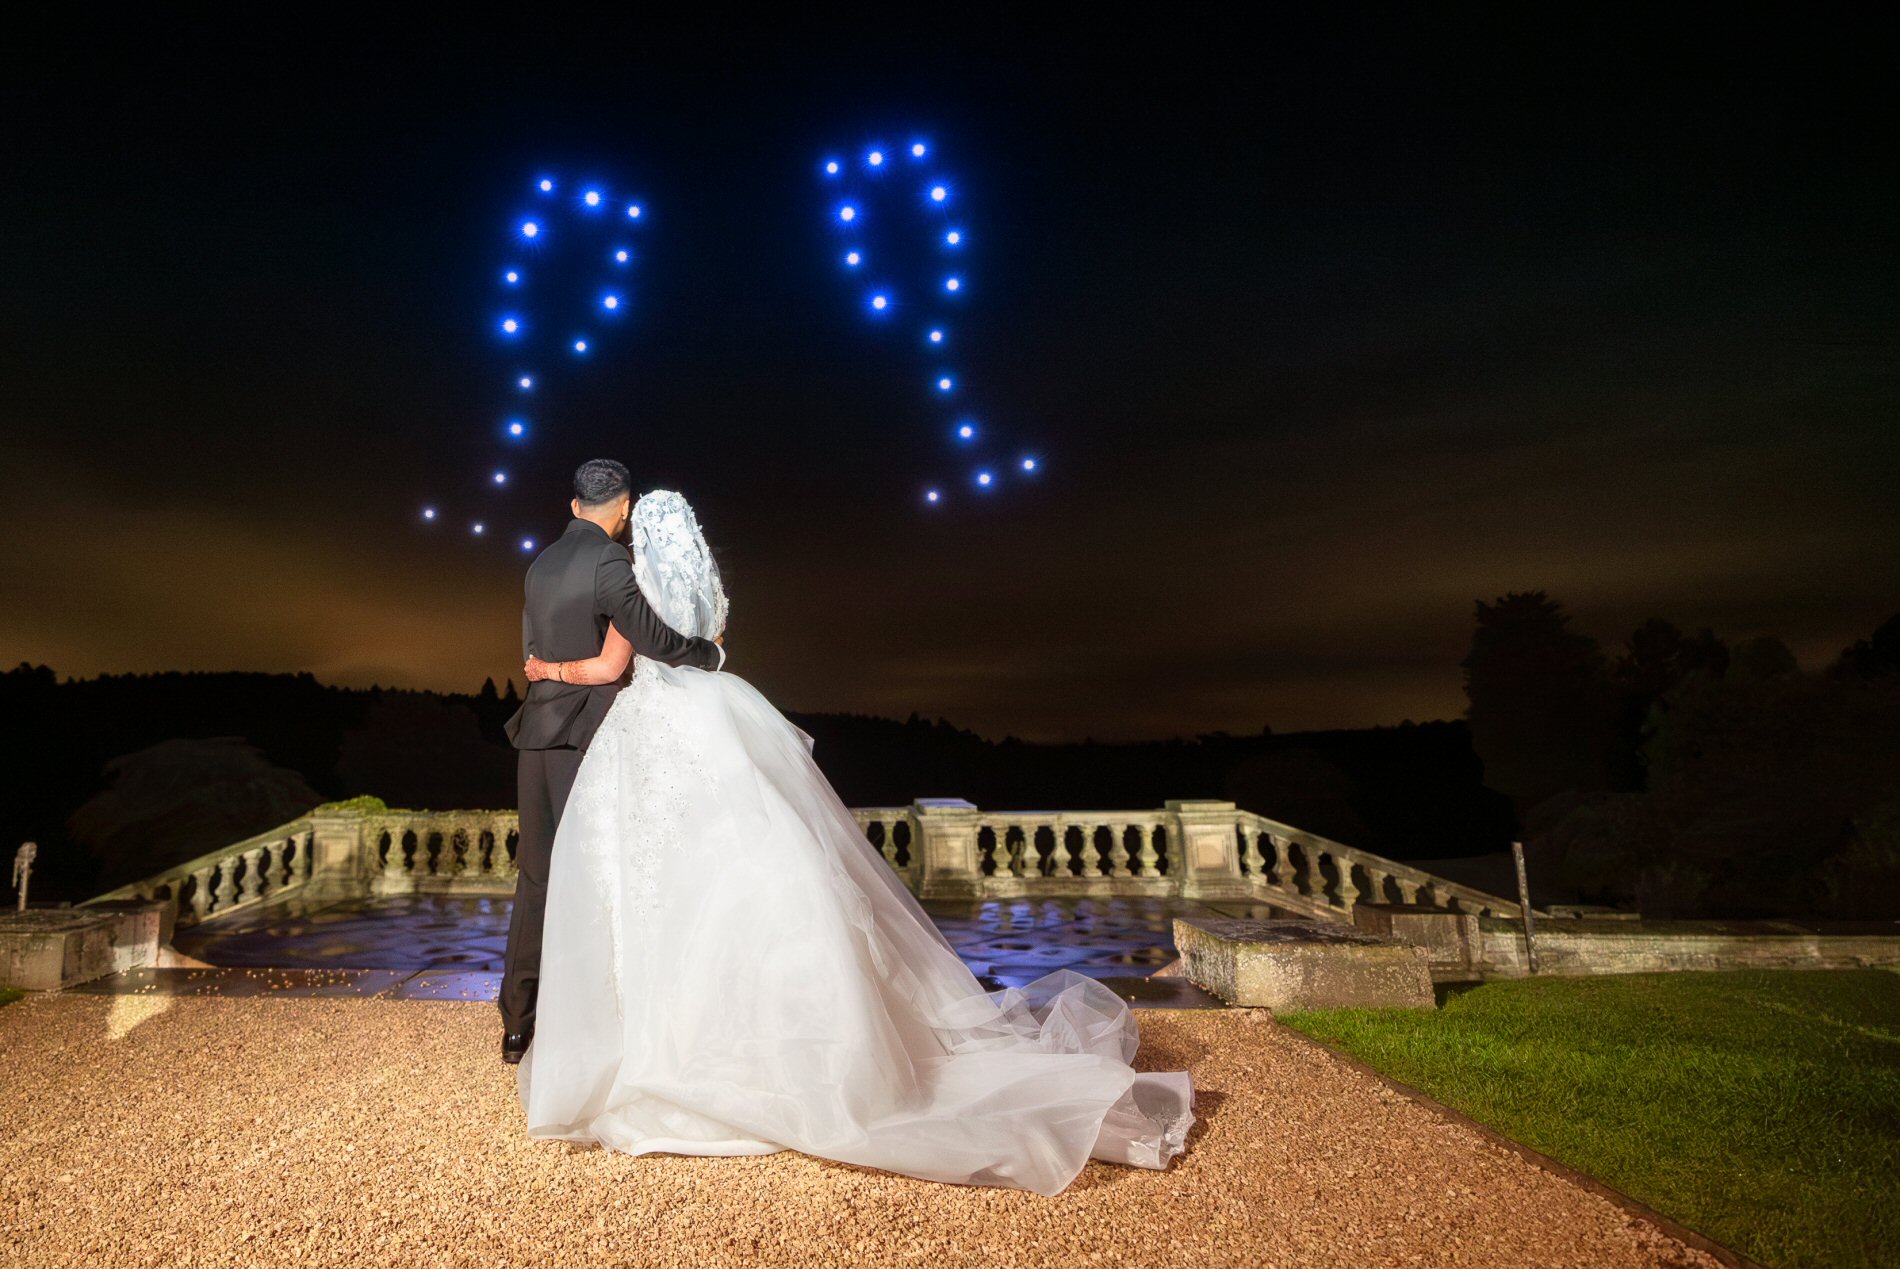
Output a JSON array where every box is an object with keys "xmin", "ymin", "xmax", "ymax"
[
  {"xmin": 239, "ymin": 847, "xmax": 266, "ymax": 903},
  {"xmin": 1334, "ymin": 854, "xmax": 1359, "ymax": 914},
  {"xmin": 276, "ymin": 839, "xmax": 295, "ymax": 888},
  {"xmin": 1096, "ymin": 824, "xmax": 1121, "ymax": 877},
  {"xmin": 1136, "ymin": 823, "xmax": 1159, "ymax": 876},
  {"xmin": 1365, "ymin": 867, "xmax": 1389, "ymax": 907},
  {"xmin": 189, "ymin": 866, "xmax": 215, "ymax": 920},
  {"xmin": 213, "ymin": 860, "xmax": 240, "ymax": 912}
]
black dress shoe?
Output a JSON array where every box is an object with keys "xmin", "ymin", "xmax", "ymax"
[{"xmin": 502, "ymin": 1029, "xmax": 532, "ymax": 1064}]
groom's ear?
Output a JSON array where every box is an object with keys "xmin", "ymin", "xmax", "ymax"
[{"xmin": 571, "ymin": 498, "xmax": 583, "ymax": 518}]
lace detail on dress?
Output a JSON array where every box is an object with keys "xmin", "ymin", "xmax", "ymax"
[{"xmin": 592, "ymin": 656, "xmax": 716, "ymax": 922}]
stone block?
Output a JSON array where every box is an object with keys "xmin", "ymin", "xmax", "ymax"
[
  {"xmin": 1173, "ymin": 916, "xmax": 1434, "ymax": 1010},
  {"xmin": 0, "ymin": 903, "xmax": 164, "ymax": 991},
  {"xmin": 1352, "ymin": 902, "xmax": 1479, "ymax": 970}
]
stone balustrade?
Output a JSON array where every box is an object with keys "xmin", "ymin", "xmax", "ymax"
[
  {"xmin": 87, "ymin": 819, "xmax": 317, "ymax": 930},
  {"xmin": 1233, "ymin": 812, "xmax": 1532, "ymax": 922},
  {"xmin": 90, "ymin": 798, "xmax": 1531, "ymax": 928}
]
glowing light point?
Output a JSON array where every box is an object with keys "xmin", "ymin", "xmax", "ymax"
[
  {"xmin": 912, "ymin": 143, "xmax": 927, "ymax": 158},
  {"xmin": 505, "ymin": 270, "xmax": 520, "ymax": 283},
  {"xmin": 871, "ymin": 294, "xmax": 888, "ymax": 311},
  {"xmin": 472, "ymin": 522, "xmax": 485, "ymax": 535},
  {"xmin": 926, "ymin": 489, "xmax": 941, "ymax": 503},
  {"xmin": 957, "ymin": 423, "xmax": 975, "ymax": 439},
  {"xmin": 538, "ymin": 179, "xmax": 553, "ymax": 192},
  {"xmin": 839, "ymin": 204, "xmax": 857, "ymax": 223},
  {"xmin": 868, "ymin": 150, "xmax": 884, "ymax": 166},
  {"xmin": 930, "ymin": 185, "xmax": 946, "ymax": 202},
  {"xmin": 946, "ymin": 230, "xmax": 961, "ymax": 245},
  {"xmin": 1022, "ymin": 457, "xmax": 1038, "ymax": 471},
  {"xmin": 928, "ymin": 329, "xmax": 944, "ymax": 344},
  {"xmin": 507, "ymin": 420, "xmax": 525, "ymax": 437},
  {"xmin": 521, "ymin": 538, "xmax": 535, "ymax": 551},
  {"xmin": 937, "ymin": 377, "xmax": 953, "ymax": 392},
  {"xmin": 625, "ymin": 204, "xmax": 641, "ymax": 219},
  {"xmin": 944, "ymin": 276, "xmax": 961, "ymax": 292},
  {"xmin": 574, "ymin": 339, "xmax": 588, "ymax": 353},
  {"xmin": 825, "ymin": 160, "xmax": 840, "ymax": 175},
  {"xmin": 520, "ymin": 220, "xmax": 539, "ymax": 238},
  {"xmin": 602, "ymin": 294, "xmax": 619, "ymax": 310},
  {"xmin": 845, "ymin": 250, "xmax": 861, "ymax": 266},
  {"xmin": 977, "ymin": 470, "xmax": 993, "ymax": 487},
  {"xmin": 518, "ymin": 376, "xmax": 532, "ymax": 389},
  {"xmin": 584, "ymin": 190, "xmax": 602, "ymax": 207},
  {"xmin": 614, "ymin": 249, "xmax": 629, "ymax": 263},
  {"xmin": 501, "ymin": 317, "xmax": 519, "ymax": 334},
  {"xmin": 493, "ymin": 471, "xmax": 507, "ymax": 485},
  {"xmin": 422, "ymin": 507, "xmax": 437, "ymax": 521}
]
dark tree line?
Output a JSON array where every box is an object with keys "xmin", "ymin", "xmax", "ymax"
[{"xmin": 1462, "ymin": 599, "xmax": 1900, "ymax": 918}]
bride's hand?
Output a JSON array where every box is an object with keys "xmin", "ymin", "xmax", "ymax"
[{"xmin": 524, "ymin": 656, "xmax": 554, "ymax": 682}]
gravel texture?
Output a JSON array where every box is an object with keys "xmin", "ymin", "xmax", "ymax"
[{"xmin": 0, "ymin": 994, "xmax": 1719, "ymax": 1268}]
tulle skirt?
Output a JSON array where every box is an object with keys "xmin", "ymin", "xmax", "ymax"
[{"xmin": 518, "ymin": 660, "xmax": 1193, "ymax": 1196}]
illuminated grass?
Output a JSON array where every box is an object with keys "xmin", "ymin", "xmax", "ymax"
[
  {"xmin": 0, "ymin": 988, "xmax": 22, "ymax": 1008},
  {"xmin": 1282, "ymin": 970, "xmax": 1900, "ymax": 1269}
]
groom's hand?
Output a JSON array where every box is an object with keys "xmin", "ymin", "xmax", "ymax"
[{"xmin": 715, "ymin": 635, "xmax": 724, "ymax": 646}]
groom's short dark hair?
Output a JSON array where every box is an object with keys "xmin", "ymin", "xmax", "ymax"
[{"xmin": 574, "ymin": 459, "xmax": 631, "ymax": 508}]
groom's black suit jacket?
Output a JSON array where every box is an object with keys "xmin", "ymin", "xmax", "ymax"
[{"xmin": 504, "ymin": 517, "xmax": 723, "ymax": 752}]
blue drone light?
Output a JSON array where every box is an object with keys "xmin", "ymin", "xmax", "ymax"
[
  {"xmin": 944, "ymin": 276, "xmax": 960, "ymax": 292},
  {"xmin": 602, "ymin": 294, "xmax": 620, "ymax": 311},
  {"xmin": 925, "ymin": 488, "xmax": 941, "ymax": 503},
  {"xmin": 472, "ymin": 522, "xmax": 485, "ymax": 535},
  {"xmin": 538, "ymin": 178, "xmax": 553, "ymax": 193},
  {"xmin": 614, "ymin": 249, "xmax": 629, "ymax": 263},
  {"xmin": 507, "ymin": 420, "xmax": 525, "ymax": 438},
  {"xmin": 871, "ymin": 293, "xmax": 889, "ymax": 311},
  {"xmin": 520, "ymin": 537, "xmax": 536, "ymax": 551},
  {"xmin": 1021, "ymin": 457, "xmax": 1037, "ymax": 471},
  {"xmin": 928, "ymin": 328, "xmax": 943, "ymax": 344},
  {"xmin": 945, "ymin": 230, "xmax": 961, "ymax": 246},
  {"xmin": 500, "ymin": 317, "xmax": 520, "ymax": 334},
  {"xmin": 845, "ymin": 250, "xmax": 861, "ymax": 267},
  {"xmin": 521, "ymin": 220, "xmax": 539, "ymax": 239},
  {"xmin": 518, "ymin": 376, "xmax": 533, "ymax": 390},
  {"xmin": 504, "ymin": 269, "xmax": 520, "ymax": 284},
  {"xmin": 911, "ymin": 142, "xmax": 927, "ymax": 158},
  {"xmin": 868, "ymin": 149, "xmax": 884, "ymax": 167},
  {"xmin": 422, "ymin": 507, "xmax": 437, "ymax": 521},
  {"xmin": 626, "ymin": 204, "xmax": 642, "ymax": 219},
  {"xmin": 957, "ymin": 422, "xmax": 976, "ymax": 440},
  {"xmin": 583, "ymin": 189, "xmax": 601, "ymax": 207},
  {"xmin": 825, "ymin": 159, "xmax": 840, "ymax": 175},
  {"xmin": 839, "ymin": 204, "xmax": 857, "ymax": 223},
  {"xmin": 493, "ymin": 470, "xmax": 508, "ymax": 485},
  {"xmin": 976, "ymin": 470, "xmax": 993, "ymax": 487},
  {"xmin": 573, "ymin": 338, "xmax": 588, "ymax": 353},
  {"xmin": 929, "ymin": 185, "xmax": 946, "ymax": 203},
  {"xmin": 937, "ymin": 376, "xmax": 953, "ymax": 392}
]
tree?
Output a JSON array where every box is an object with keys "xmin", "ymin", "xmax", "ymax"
[
  {"xmin": 1462, "ymin": 592, "xmax": 1617, "ymax": 814},
  {"xmin": 1829, "ymin": 613, "xmax": 1900, "ymax": 680},
  {"xmin": 478, "ymin": 677, "xmax": 499, "ymax": 704}
]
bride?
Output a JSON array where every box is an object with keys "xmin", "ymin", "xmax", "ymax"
[{"xmin": 515, "ymin": 490, "xmax": 1193, "ymax": 1195}]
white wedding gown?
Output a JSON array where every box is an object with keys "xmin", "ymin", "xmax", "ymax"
[{"xmin": 518, "ymin": 491, "xmax": 1193, "ymax": 1195}]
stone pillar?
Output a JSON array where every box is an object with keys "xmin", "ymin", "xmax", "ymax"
[
  {"xmin": 1166, "ymin": 800, "xmax": 1253, "ymax": 899},
  {"xmin": 912, "ymin": 799, "xmax": 983, "ymax": 900},
  {"xmin": 305, "ymin": 809, "xmax": 368, "ymax": 900}
]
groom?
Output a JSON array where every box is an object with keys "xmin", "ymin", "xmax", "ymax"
[{"xmin": 500, "ymin": 459, "xmax": 726, "ymax": 1063}]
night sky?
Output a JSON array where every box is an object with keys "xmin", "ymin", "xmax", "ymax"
[{"xmin": 3, "ymin": 13, "xmax": 1893, "ymax": 740}]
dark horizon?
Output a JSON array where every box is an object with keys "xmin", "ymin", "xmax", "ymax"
[{"xmin": 3, "ymin": 12, "xmax": 1894, "ymax": 741}]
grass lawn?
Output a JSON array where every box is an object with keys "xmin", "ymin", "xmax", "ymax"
[
  {"xmin": 1282, "ymin": 970, "xmax": 1900, "ymax": 1269},
  {"xmin": 0, "ymin": 988, "xmax": 22, "ymax": 1008}
]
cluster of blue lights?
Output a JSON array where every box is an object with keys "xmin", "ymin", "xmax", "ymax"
[
  {"xmin": 424, "ymin": 172, "xmax": 650, "ymax": 550},
  {"xmin": 821, "ymin": 135, "xmax": 1042, "ymax": 507}
]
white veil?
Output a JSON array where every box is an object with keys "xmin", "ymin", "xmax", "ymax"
[{"xmin": 628, "ymin": 489, "xmax": 727, "ymax": 642}]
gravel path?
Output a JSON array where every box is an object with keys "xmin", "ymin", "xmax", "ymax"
[{"xmin": 0, "ymin": 994, "xmax": 1719, "ymax": 1268}]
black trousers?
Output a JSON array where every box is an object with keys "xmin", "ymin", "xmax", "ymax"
[{"xmin": 501, "ymin": 744, "xmax": 585, "ymax": 1036}]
